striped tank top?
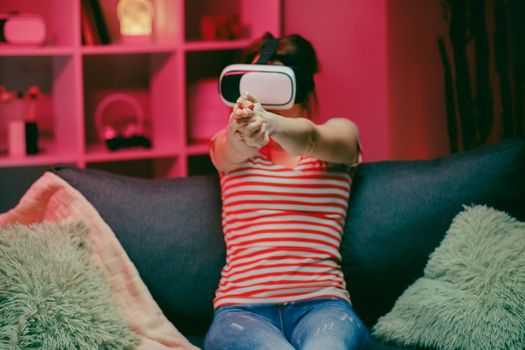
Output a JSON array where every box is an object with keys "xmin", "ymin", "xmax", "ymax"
[{"xmin": 213, "ymin": 141, "xmax": 358, "ymax": 309}]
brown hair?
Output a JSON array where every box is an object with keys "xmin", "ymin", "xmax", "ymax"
[{"xmin": 239, "ymin": 32, "xmax": 320, "ymax": 117}]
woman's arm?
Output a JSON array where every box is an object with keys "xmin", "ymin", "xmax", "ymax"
[
  {"xmin": 243, "ymin": 94, "xmax": 361, "ymax": 165},
  {"xmin": 265, "ymin": 114, "xmax": 360, "ymax": 164}
]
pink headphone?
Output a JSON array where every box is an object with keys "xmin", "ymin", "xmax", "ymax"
[
  {"xmin": 95, "ymin": 93, "xmax": 151, "ymax": 150},
  {"xmin": 95, "ymin": 93, "xmax": 145, "ymax": 140}
]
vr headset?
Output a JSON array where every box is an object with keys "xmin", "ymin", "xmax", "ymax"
[{"xmin": 218, "ymin": 37, "xmax": 314, "ymax": 110}]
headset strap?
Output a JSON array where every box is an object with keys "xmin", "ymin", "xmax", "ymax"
[{"xmin": 256, "ymin": 37, "xmax": 278, "ymax": 64}]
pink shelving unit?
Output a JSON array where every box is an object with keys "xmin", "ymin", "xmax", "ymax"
[{"xmin": 0, "ymin": 0, "xmax": 281, "ymax": 178}]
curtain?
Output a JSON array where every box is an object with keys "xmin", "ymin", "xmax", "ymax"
[{"xmin": 438, "ymin": 0, "xmax": 525, "ymax": 152}]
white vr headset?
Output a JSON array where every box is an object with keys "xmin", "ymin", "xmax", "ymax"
[
  {"xmin": 218, "ymin": 36, "xmax": 314, "ymax": 110},
  {"xmin": 219, "ymin": 64, "xmax": 297, "ymax": 110}
]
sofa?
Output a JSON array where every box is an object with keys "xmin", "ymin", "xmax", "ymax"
[{"xmin": 2, "ymin": 138, "xmax": 525, "ymax": 349}]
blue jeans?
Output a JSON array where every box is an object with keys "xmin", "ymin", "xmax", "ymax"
[{"xmin": 204, "ymin": 298, "xmax": 369, "ymax": 350}]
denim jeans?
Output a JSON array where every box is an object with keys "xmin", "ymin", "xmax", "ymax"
[{"xmin": 204, "ymin": 298, "xmax": 369, "ymax": 350}]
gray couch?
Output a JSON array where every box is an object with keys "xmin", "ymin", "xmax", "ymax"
[{"xmin": 2, "ymin": 138, "xmax": 525, "ymax": 349}]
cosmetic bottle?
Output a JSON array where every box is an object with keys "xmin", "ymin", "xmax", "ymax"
[
  {"xmin": 8, "ymin": 92, "xmax": 26, "ymax": 157},
  {"xmin": 25, "ymin": 86, "xmax": 40, "ymax": 154}
]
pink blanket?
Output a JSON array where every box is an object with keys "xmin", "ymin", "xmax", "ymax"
[{"xmin": 0, "ymin": 172, "xmax": 200, "ymax": 350}]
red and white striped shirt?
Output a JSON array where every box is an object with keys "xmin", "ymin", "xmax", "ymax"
[{"xmin": 212, "ymin": 140, "xmax": 359, "ymax": 309}]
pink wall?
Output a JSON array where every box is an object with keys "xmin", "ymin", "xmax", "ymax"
[
  {"xmin": 284, "ymin": 0, "xmax": 450, "ymax": 161},
  {"xmin": 284, "ymin": 0, "xmax": 390, "ymax": 162}
]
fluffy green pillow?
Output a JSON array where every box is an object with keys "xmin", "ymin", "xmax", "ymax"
[
  {"xmin": 372, "ymin": 205, "xmax": 525, "ymax": 350},
  {"xmin": 0, "ymin": 222, "xmax": 138, "ymax": 349}
]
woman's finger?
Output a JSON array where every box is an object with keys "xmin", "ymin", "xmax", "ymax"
[
  {"xmin": 235, "ymin": 108, "xmax": 243, "ymax": 119},
  {"xmin": 234, "ymin": 130, "xmax": 244, "ymax": 141},
  {"xmin": 245, "ymin": 123, "xmax": 268, "ymax": 148},
  {"xmin": 255, "ymin": 123, "xmax": 268, "ymax": 145},
  {"xmin": 240, "ymin": 118, "xmax": 263, "ymax": 135},
  {"xmin": 235, "ymin": 107, "xmax": 255, "ymax": 120},
  {"xmin": 241, "ymin": 92, "xmax": 259, "ymax": 103},
  {"xmin": 242, "ymin": 107, "xmax": 255, "ymax": 118}
]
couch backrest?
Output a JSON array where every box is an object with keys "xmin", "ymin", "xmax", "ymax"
[
  {"xmin": 53, "ymin": 138, "xmax": 525, "ymax": 334},
  {"xmin": 0, "ymin": 165, "xmax": 50, "ymax": 213},
  {"xmin": 341, "ymin": 138, "xmax": 525, "ymax": 326}
]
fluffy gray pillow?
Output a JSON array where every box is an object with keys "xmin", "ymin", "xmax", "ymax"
[
  {"xmin": 0, "ymin": 222, "xmax": 138, "ymax": 349},
  {"xmin": 372, "ymin": 205, "xmax": 525, "ymax": 350}
]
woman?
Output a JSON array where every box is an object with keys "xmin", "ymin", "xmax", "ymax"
[{"xmin": 205, "ymin": 33, "xmax": 368, "ymax": 350}]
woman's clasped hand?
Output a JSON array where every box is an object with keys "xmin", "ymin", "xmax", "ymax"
[{"xmin": 229, "ymin": 93, "xmax": 271, "ymax": 149}]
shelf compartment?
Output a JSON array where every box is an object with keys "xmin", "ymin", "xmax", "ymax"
[
  {"xmin": 185, "ymin": 50, "xmax": 235, "ymax": 146},
  {"xmin": 184, "ymin": 0, "xmax": 281, "ymax": 42},
  {"xmin": 82, "ymin": 0, "xmax": 181, "ymax": 47},
  {"xmin": 83, "ymin": 52, "xmax": 180, "ymax": 156},
  {"xmin": 0, "ymin": 55, "xmax": 82, "ymax": 166},
  {"xmin": 0, "ymin": 0, "xmax": 79, "ymax": 47}
]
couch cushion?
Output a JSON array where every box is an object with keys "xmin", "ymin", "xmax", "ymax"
[
  {"xmin": 0, "ymin": 222, "xmax": 138, "ymax": 349},
  {"xmin": 341, "ymin": 138, "xmax": 525, "ymax": 328},
  {"xmin": 52, "ymin": 166, "xmax": 225, "ymax": 337},
  {"xmin": 372, "ymin": 205, "xmax": 525, "ymax": 350}
]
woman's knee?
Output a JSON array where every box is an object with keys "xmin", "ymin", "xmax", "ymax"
[
  {"xmin": 291, "ymin": 301, "xmax": 369, "ymax": 350},
  {"xmin": 204, "ymin": 310, "xmax": 294, "ymax": 350}
]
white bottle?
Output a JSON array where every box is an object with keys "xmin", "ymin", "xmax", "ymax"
[{"xmin": 8, "ymin": 96, "xmax": 26, "ymax": 157}]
